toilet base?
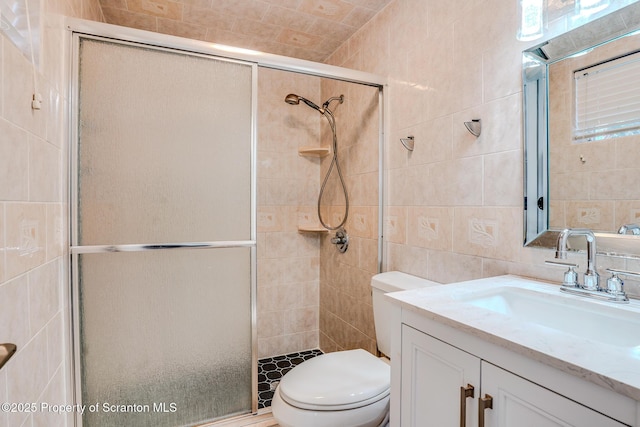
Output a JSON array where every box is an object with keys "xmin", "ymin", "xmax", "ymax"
[{"xmin": 272, "ymin": 386, "xmax": 389, "ymax": 427}]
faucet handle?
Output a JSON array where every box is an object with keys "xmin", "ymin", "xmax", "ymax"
[
  {"xmin": 545, "ymin": 260, "xmax": 579, "ymax": 287},
  {"xmin": 605, "ymin": 268, "xmax": 638, "ymax": 302}
]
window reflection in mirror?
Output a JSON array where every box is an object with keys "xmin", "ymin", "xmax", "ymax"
[{"xmin": 548, "ymin": 31, "xmax": 640, "ymax": 233}]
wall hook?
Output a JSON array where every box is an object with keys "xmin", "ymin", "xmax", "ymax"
[
  {"xmin": 400, "ymin": 135, "xmax": 414, "ymax": 151},
  {"xmin": 464, "ymin": 119, "xmax": 481, "ymax": 137}
]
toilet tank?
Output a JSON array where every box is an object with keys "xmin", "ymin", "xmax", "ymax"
[{"xmin": 371, "ymin": 271, "xmax": 441, "ymax": 357}]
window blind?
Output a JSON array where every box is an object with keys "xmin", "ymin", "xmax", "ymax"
[{"xmin": 574, "ymin": 50, "xmax": 640, "ymax": 141}]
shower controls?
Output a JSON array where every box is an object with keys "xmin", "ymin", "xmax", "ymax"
[{"xmin": 331, "ymin": 228, "xmax": 349, "ymax": 253}]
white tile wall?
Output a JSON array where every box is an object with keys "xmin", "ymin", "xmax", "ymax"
[{"xmin": 0, "ymin": 2, "xmax": 103, "ymax": 426}]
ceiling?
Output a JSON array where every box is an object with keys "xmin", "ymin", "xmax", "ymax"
[{"xmin": 97, "ymin": 0, "xmax": 393, "ymax": 62}]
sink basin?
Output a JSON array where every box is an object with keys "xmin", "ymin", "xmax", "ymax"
[{"xmin": 456, "ymin": 287, "xmax": 640, "ymax": 348}]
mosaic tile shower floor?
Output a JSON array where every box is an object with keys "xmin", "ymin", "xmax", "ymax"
[{"xmin": 258, "ymin": 349, "xmax": 323, "ymax": 409}]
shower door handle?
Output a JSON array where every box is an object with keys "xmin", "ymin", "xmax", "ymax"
[{"xmin": 70, "ymin": 240, "xmax": 256, "ymax": 254}]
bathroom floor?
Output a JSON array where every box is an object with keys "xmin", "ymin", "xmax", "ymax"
[
  {"xmin": 258, "ymin": 349, "xmax": 323, "ymax": 409},
  {"xmin": 208, "ymin": 412, "xmax": 278, "ymax": 427}
]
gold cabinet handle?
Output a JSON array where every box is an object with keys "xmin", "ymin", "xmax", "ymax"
[
  {"xmin": 459, "ymin": 384, "xmax": 475, "ymax": 427},
  {"xmin": 478, "ymin": 394, "xmax": 493, "ymax": 427}
]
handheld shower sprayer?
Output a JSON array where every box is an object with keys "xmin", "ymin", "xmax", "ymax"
[
  {"xmin": 284, "ymin": 93, "xmax": 323, "ymax": 113},
  {"xmin": 284, "ymin": 93, "xmax": 344, "ymax": 114},
  {"xmin": 284, "ymin": 92, "xmax": 349, "ymax": 251}
]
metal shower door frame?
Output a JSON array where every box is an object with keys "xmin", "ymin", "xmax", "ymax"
[
  {"xmin": 66, "ymin": 18, "xmax": 387, "ymax": 427},
  {"xmin": 68, "ymin": 33, "xmax": 259, "ymax": 426}
]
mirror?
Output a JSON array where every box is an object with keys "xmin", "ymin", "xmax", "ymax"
[{"xmin": 523, "ymin": 1, "xmax": 640, "ymax": 257}]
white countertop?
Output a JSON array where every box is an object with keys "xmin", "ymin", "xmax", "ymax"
[{"xmin": 386, "ymin": 274, "xmax": 640, "ymax": 401}]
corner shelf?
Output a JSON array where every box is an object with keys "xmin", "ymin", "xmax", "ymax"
[
  {"xmin": 298, "ymin": 147, "xmax": 330, "ymax": 158},
  {"xmin": 297, "ymin": 226, "xmax": 329, "ymax": 233}
]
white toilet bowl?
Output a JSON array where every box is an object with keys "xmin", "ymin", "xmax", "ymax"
[
  {"xmin": 271, "ymin": 349, "xmax": 390, "ymax": 427},
  {"xmin": 271, "ymin": 272, "xmax": 441, "ymax": 427}
]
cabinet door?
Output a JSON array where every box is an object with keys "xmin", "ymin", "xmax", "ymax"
[
  {"xmin": 401, "ymin": 325, "xmax": 481, "ymax": 427},
  {"xmin": 480, "ymin": 362, "xmax": 628, "ymax": 427}
]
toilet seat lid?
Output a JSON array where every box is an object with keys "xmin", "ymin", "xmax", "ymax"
[{"xmin": 278, "ymin": 349, "xmax": 390, "ymax": 411}]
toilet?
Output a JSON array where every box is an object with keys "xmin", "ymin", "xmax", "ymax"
[{"xmin": 271, "ymin": 271, "xmax": 441, "ymax": 427}]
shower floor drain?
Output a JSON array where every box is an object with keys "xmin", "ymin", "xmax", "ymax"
[{"xmin": 258, "ymin": 349, "xmax": 323, "ymax": 409}]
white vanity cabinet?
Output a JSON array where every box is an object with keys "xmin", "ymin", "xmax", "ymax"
[{"xmin": 399, "ymin": 324, "xmax": 629, "ymax": 427}]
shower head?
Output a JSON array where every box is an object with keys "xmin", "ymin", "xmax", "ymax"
[
  {"xmin": 284, "ymin": 93, "xmax": 300, "ymax": 105},
  {"xmin": 284, "ymin": 93, "xmax": 323, "ymax": 113}
]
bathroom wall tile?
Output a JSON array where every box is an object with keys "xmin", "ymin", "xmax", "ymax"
[
  {"xmin": 285, "ymin": 307, "xmax": 318, "ymax": 334},
  {"xmin": 28, "ymin": 260, "xmax": 61, "ymax": 339},
  {"xmin": 319, "ymin": 281, "xmax": 339, "ymax": 314},
  {"xmin": 0, "ymin": 275, "xmax": 30, "ymax": 349},
  {"xmin": 319, "ymin": 329, "xmax": 338, "ymax": 353},
  {"xmin": 452, "ymin": 93, "xmax": 523, "ymax": 158},
  {"xmin": 5, "ymin": 203, "xmax": 47, "ymax": 280},
  {"xmin": 0, "ymin": 369, "xmax": 6, "ymax": 427},
  {"xmin": 101, "ymin": 7, "xmax": 158, "ymax": 32},
  {"xmin": 347, "ymin": 206, "xmax": 377, "ymax": 239},
  {"xmin": 614, "ymin": 201, "xmax": 640, "ymax": 228},
  {"xmin": 407, "ymin": 115, "xmax": 454, "ymax": 167},
  {"xmin": 257, "ymin": 206, "xmax": 285, "ymax": 232},
  {"xmin": 407, "ymin": 207, "xmax": 454, "ymax": 251},
  {"xmin": 549, "ymin": 200, "xmax": 566, "ymax": 229},
  {"xmin": 0, "ymin": 203, "xmax": 5, "ymax": 283},
  {"xmin": 126, "ymin": 0, "xmax": 182, "ymax": 20},
  {"xmin": 591, "ymin": 168, "xmax": 640, "ymax": 200},
  {"xmin": 29, "ymin": 135, "xmax": 61, "ymax": 202},
  {"xmin": 427, "ymin": 250, "xmax": 483, "ymax": 284},
  {"xmin": 284, "ymin": 257, "xmax": 319, "ymax": 283},
  {"xmin": 483, "ymin": 150, "xmax": 523, "ymax": 206},
  {"xmin": 302, "ymin": 280, "xmax": 320, "ymax": 307},
  {"xmin": 384, "ymin": 206, "xmax": 406, "ymax": 244},
  {"xmin": 385, "ymin": 242, "xmax": 430, "ymax": 279},
  {"xmin": 549, "ymin": 171, "xmax": 589, "ymax": 201},
  {"xmin": 1, "ymin": 40, "xmax": 46, "ymax": 140},
  {"xmin": 452, "ymin": 207, "xmax": 522, "ymax": 261},
  {"xmin": 483, "ymin": 37, "xmax": 522, "ymax": 102},
  {"xmin": 0, "ymin": 118, "xmax": 29, "ymax": 201},
  {"xmin": 565, "ymin": 200, "xmax": 614, "ymax": 232},
  {"xmin": 614, "ymin": 134, "xmax": 640, "ymax": 169},
  {"xmin": 257, "ymin": 310, "xmax": 285, "ymax": 339},
  {"xmin": 430, "ymin": 157, "xmax": 483, "ymax": 206},
  {"xmin": 359, "ymin": 238, "xmax": 378, "ymax": 273},
  {"xmin": 157, "ymin": 17, "xmax": 207, "ymax": 40},
  {"xmin": 46, "ymin": 312, "xmax": 64, "ymax": 379},
  {"xmin": 32, "ymin": 367, "xmax": 66, "ymax": 427},
  {"xmin": 6, "ymin": 329, "xmax": 49, "ymax": 420},
  {"xmin": 46, "ymin": 204, "xmax": 64, "ymax": 261}
]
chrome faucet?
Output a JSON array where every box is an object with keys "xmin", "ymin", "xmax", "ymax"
[
  {"xmin": 618, "ymin": 223, "xmax": 640, "ymax": 235},
  {"xmin": 555, "ymin": 228, "xmax": 599, "ymax": 290},
  {"xmin": 546, "ymin": 228, "xmax": 630, "ymax": 303}
]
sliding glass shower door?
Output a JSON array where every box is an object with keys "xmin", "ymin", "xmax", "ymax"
[{"xmin": 71, "ymin": 36, "xmax": 256, "ymax": 426}]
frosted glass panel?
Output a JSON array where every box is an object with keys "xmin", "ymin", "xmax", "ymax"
[
  {"xmin": 74, "ymin": 37, "xmax": 255, "ymax": 426},
  {"xmin": 77, "ymin": 38, "xmax": 252, "ymax": 245},
  {"xmin": 79, "ymin": 248, "xmax": 252, "ymax": 426}
]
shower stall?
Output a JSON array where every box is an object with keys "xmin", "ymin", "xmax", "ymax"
[{"xmin": 68, "ymin": 20, "xmax": 384, "ymax": 427}]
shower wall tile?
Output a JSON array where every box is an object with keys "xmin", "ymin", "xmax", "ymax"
[
  {"xmin": 257, "ymin": 68, "xmax": 321, "ymax": 358},
  {"xmin": 318, "ymin": 78, "xmax": 380, "ymax": 355}
]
